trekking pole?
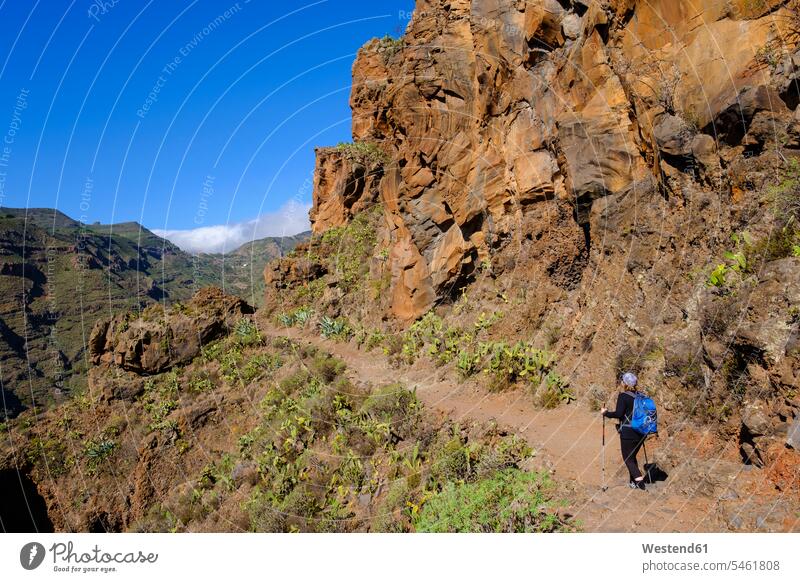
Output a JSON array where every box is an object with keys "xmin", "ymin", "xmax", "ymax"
[{"xmin": 601, "ymin": 415, "xmax": 607, "ymax": 492}]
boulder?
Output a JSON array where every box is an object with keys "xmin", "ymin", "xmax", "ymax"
[
  {"xmin": 742, "ymin": 402, "xmax": 772, "ymax": 437},
  {"xmin": 561, "ymin": 13, "xmax": 583, "ymax": 40},
  {"xmin": 787, "ymin": 105, "xmax": 800, "ymax": 148},
  {"xmin": 88, "ymin": 367, "xmax": 146, "ymax": 402},
  {"xmin": 713, "ymin": 85, "xmax": 790, "ymax": 146},
  {"xmin": 740, "ymin": 441, "xmax": 763, "ymax": 467},
  {"xmin": 691, "ymin": 134, "xmax": 718, "ymax": 167},
  {"xmin": 89, "ymin": 287, "xmax": 253, "ymax": 375},
  {"xmin": 654, "ymin": 114, "xmax": 694, "ymax": 157}
]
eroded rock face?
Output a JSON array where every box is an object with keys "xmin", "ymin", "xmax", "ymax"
[
  {"xmin": 89, "ymin": 287, "xmax": 254, "ymax": 375},
  {"xmin": 264, "ymin": 252, "xmax": 326, "ymax": 290},
  {"xmin": 309, "ymin": 147, "xmax": 383, "ymax": 233},
  {"xmin": 307, "ymin": 0, "xmax": 799, "ymax": 321}
]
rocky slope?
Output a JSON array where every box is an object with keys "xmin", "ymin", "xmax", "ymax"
[
  {"xmin": 0, "ymin": 288, "xmax": 573, "ymax": 533},
  {"xmin": 265, "ymin": 0, "xmax": 800, "ymax": 507},
  {"xmin": 0, "ymin": 208, "xmax": 307, "ymax": 419}
]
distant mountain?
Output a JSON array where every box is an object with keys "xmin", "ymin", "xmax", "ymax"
[
  {"xmin": 0, "ymin": 208, "xmax": 308, "ymax": 419},
  {"xmin": 193, "ymin": 233, "xmax": 310, "ymax": 307}
]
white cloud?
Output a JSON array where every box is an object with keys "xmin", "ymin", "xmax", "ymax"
[{"xmin": 153, "ymin": 200, "xmax": 311, "ymax": 254}]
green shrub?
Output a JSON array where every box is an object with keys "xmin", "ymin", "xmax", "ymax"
[
  {"xmin": 84, "ymin": 438, "xmax": 117, "ymax": 472},
  {"xmin": 706, "ymin": 232, "xmax": 751, "ymax": 289},
  {"xmin": 188, "ymin": 375, "xmax": 214, "ymax": 393},
  {"xmin": 381, "ymin": 334, "xmax": 404, "ymax": 359},
  {"xmin": 219, "ymin": 347, "xmax": 244, "ymax": 385},
  {"xmin": 335, "ymin": 450, "xmax": 366, "ymax": 490},
  {"xmin": 321, "ymin": 226, "xmax": 345, "ymax": 246},
  {"xmin": 481, "ymin": 341, "xmax": 557, "ymax": 388},
  {"xmin": 234, "ymin": 319, "xmax": 262, "ymax": 346},
  {"xmin": 746, "ymin": 227, "xmax": 800, "ymax": 267},
  {"xmin": 393, "ymin": 312, "xmax": 561, "ymax": 398},
  {"xmin": 364, "ymin": 329, "xmax": 386, "ymax": 351},
  {"xmin": 201, "ymin": 340, "xmax": 225, "ymax": 362},
  {"xmin": 402, "ymin": 312, "xmax": 445, "ymax": 362},
  {"xmin": 457, "ymin": 347, "xmax": 481, "ymax": 378},
  {"xmin": 242, "ymin": 353, "xmax": 283, "ymax": 383},
  {"xmin": 147, "ymin": 400, "xmax": 179, "ymax": 433},
  {"xmin": 278, "ymin": 369, "xmax": 312, "ymax": 397},
  {"xmin": 281, "ymin": 485, "xmax": 320, "ymax": 520},
  {"xmin": 375, "ymin": 34, "xmax": 404, "ymax": 64},
  {"xmin": 27, "ymin": 436, "xmax": 69, "ymax": 476},
  {"xmin": 322, "ymin": 208, "xmax": 381, "ymax": 291},
  {"xmin": 360, "ymin": 383, "xmax": 420, "ymax": 426},
  {"xmin": 142, "ymin": 375, "xmax": 180, "ymax": 432},
  {"xmin": 415, "ymin": 469, "xmax": 570, "ymax": 533},
  {"xmin": 247, "ymin": 489, "xmax": 286, "ymax": 532},
  {"xmin": 474, "ymin": 435, "xmax": 531, "ymax": 478},
  {"xmin": 309, "ymin": 354, "xmax": 345, "ymax": 383},
  {"xmin": 335, "ymin": 141, "xmax": 388, "ymax": 165},
  {"xmin": 537, "ymin": 371, "xmax": 575, "ymax": 409},
  {"xmin": 432, "ymin": 436, "xmax": 471, "ymax": 482},
  {"xmin": 372, "ymin": 480, "xmax": 411, "ymax": 532},
  {"xmin": 293, "ymin": 306, "xmax": 313, "ymax": 327}
]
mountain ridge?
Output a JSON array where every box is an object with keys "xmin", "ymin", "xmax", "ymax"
[{"xmin": 0, "ymin": 206, "xmax": 308, "ymax": 419}]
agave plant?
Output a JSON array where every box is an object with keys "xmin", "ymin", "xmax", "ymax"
[
  {"xmin": 84, "ymin": 439, "xmax": 117, "ymax": 471},
  {"xmin": 293, "ymin": 306, "xmax": 312, "ymax": 327},
  {"xmin": 277, "ymin": 312, "xmax": 295, "ymax": 327},
  {"xmin": 319, "ymin": 316, "xmax": 350, "ymax": 339}
]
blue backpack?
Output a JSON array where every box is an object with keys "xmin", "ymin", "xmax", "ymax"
[{"xmin": 625, "ymin": 391, "xmax": 658, "ymax": 435}]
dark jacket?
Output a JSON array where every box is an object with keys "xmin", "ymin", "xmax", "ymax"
[{"xmin": 603, "ymin": 391, "xmax": 641, "ymax": 440}]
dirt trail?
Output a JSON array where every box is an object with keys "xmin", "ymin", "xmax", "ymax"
[{"xmin": 264, "ymin": 325, "xmax": 726, "ymax": 532}]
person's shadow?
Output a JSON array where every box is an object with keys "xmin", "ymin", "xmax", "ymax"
[{"xmin": 643, "ymin": 463, "xmax": 669, "ymax": 484}]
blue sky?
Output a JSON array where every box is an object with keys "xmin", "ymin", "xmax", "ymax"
[{"xmin": 0, "ymin": 0, "xmax": 414, "ymax": 251}]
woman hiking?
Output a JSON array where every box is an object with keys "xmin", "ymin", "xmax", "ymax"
[{"xmin": 601, "ymin": 372, "xmax": 647, "ymax": 490}]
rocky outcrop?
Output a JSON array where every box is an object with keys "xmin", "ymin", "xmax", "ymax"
[
  {"xmin": 309, "ymin": 147, "xmax": 383, "ymax": 233},
  {"xmin": 697, "ymin": 257, "xmax": 800, "ymax": 462},
  {"xmin": 89, "ymin": 287, "xmax": 253, "ymax": 375},
  {"xmin": 307, "ymin": 0, "xmax": 800, "ymax": 321},
  {"xmin": 263, "ymin": 252, "xmax": 326, "ymax": 291},
  {"xmin": 275, "ymin": 0, "xmax": 800, "ymax": 497}
]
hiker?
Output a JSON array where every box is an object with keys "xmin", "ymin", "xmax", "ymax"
[{"xmin": 601, "ymin": 372, "xmax": 648, "ymax": 490}]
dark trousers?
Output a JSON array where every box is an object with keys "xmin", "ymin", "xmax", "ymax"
[{"xmin": 620, "ymin": 436, "xmax": 646, "ymax": 481}]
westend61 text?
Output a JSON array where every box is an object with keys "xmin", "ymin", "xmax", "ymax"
[{"xmin": 642, "ymin": 543, "xmax": 708, "ymax": 554}]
